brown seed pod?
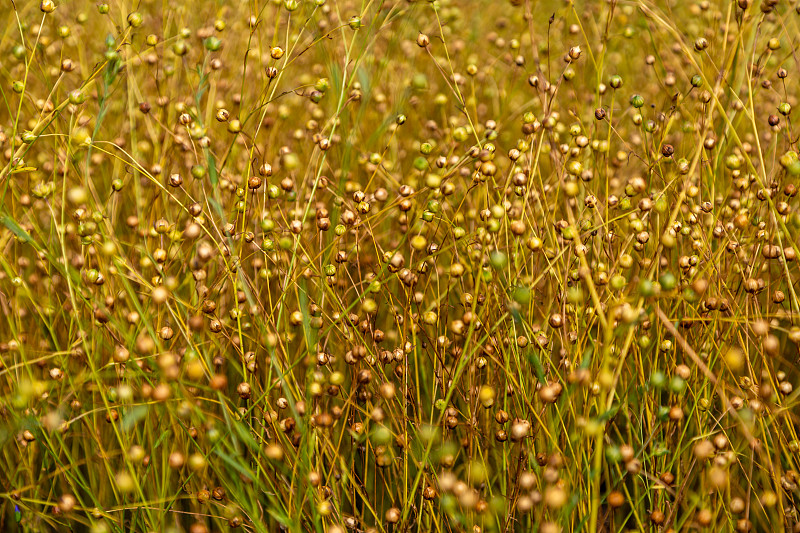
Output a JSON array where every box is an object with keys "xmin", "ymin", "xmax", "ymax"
[
  {"xmin": 210, "ymin": 374, "xmax": 228, "ymax": 390},
  {"xmin": 58, "ymin": 494, "xmax": 77, "ymax": 512},
  {"xmin": 237, "ymin": 382, "xmax": 252, "ymax": 399},
  {"xmin": 650, "ymin": 510, "xmax": 665, "ymax": 525},
  {"xmin": 607, "ymin": 490, "xmax": 625, "ymax": 508}
]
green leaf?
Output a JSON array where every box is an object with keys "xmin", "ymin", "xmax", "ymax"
[
  {"xmin": 1, "ymin": 214, "xmax": 32, "ymax": 243},
  {"xmin": 121, "ymin": 405, "xmax": 149, "ymax": 431},
  {"xmin": 9, "ymin": 166, "xmax": 37, "ymax": 174},
  {"xmin": 205, "ymin": 151, "xmax": 218, "ymax": 188},
  {"xmin": 213, "ymin": 446, "xmax": 256, "ymax": 481},
  {"xmin": 266, "ymin": 508, "xmax": 293, "ymax": 527},
  {"xmin": 526, "ymin": 349, "xmax": 546, "ymax": 384}
]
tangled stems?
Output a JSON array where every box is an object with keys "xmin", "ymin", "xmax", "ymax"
[{"xmin": 1, "ymin": 0, "xmax": 800, "ymax": 532}]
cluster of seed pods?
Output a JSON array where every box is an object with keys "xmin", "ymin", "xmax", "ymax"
[{"xmin": 0, "ymin": 0, "xmax": 799, "ymax": 532}]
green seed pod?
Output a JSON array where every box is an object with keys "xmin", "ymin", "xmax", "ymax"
[
  {"xmin": 639, "ymin": 280, "xmax": 656, "ymax": 297},
  {"xmin": 489, "ymin": 250, "xmax": 508, "ymax": 270},
  {"xmin": 411, "ymin": 73, "xmax": 428, "ymax": 90},
  {"xmin": 126, "ymin": 12, "xmax": 143, "ymax": 27},
  {"xmin": 204, "ymin": 36, "xmax": 222, "ymax": 51},
  {"xmin": 171, "ymin": 40, "xmax": 188, "ymax": 56},
  {"xmin": 315, "ymin": 78, "xmax": 330, "ymax": 92},
  {"xmin": 638, "ymin": 335, "xmax": 651, "ymax": 349},
  {"xmin": 362, "ymin": 298, "xmax": 377, "ymax": 314},
  {"xmin": 605, "ymin": 446, "xmax": 622, "ymax": 463},
  {"xmin": 779, "ymin": 151, "xmax": 798, "ymax": 168},
  {"xmin": 191, "ymin": 165, "xmax": 206, "ymax": 179},
  {"xmin": 282, "ymin": 152, "xmax": 300, "ymax": 171},
  {"xmin": 659, "ymin": 272, "xmax": 677, "ymax": 291},
  {"xmin": 669, "ymin": 376, "xmax": 686, "ymax": 393},
  {"xmin": 650, "ymin": 370, "xmax": 667, "ymax": 389},
  {"xmin": 725, "ymin": 154, "xmax": 741, "ymax": 170}
]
